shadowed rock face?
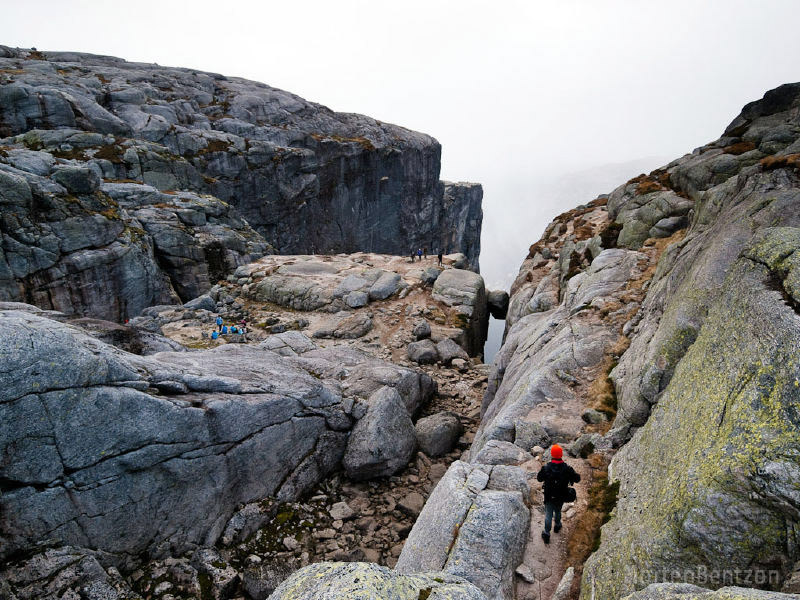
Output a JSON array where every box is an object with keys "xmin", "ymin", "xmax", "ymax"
[
  {"xmin": 0, "ymin": 307, "xmax": 433, "ymax": 561},
  {"xmin": 0, "ymin": 46, "xmax": 482, "ymax": 277},
  {"xmin": 0, "ymin": 154, "xmax": 272, "ymax": 319}
]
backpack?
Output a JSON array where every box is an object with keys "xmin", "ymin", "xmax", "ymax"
[
  {"xmin": 565, "ymin": 485, "xmax": 577, "ymax": 503},
  {"xmin": 222, "ymin": 325, "xmax": 228, "ymax": 334}
]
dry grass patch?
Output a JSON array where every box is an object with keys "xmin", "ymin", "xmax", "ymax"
[
  {"xmin": 761, "ymin": 153, "xmax": 800, "ymax": 171},
  {"xmin": 566, "ymin": 453, "xmax": 620, "ymax": 590},
  {"xmin": 723, "ymin": 140, "xmax": 756, "ymax": 155}
]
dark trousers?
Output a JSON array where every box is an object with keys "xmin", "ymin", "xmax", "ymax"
[{"xmin": 544, "ymin": 500, "xmax": 563, "ymax": 533}]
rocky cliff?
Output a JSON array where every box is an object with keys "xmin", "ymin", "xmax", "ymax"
[
  {"xmin": 475, "ymin": 82, "xmax": 800, "ymax": 599},
  {"xmin": 0, "ymin": 46, "xmax": 482, "ymax": 320}
]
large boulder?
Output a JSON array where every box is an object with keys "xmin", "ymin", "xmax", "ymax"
[
  {"xmin": 487, "ymin": 289, "xmax": 509, "ymax": 319},
  {"xmin": 432, "ymin": 268, "xmax": 488, "ymax": 356},
  {"xmin": 312, "ymin": 312, "xmax": 373, "ymax": 339},
  {"xmin": 436, "ymin": 337, "xmax": 470, "ymax": 364},
  {"xmin": 267, "ymin": 562, "xmax": 487, "ymax": 600},
  {"xmin": 342, "ymin": 387, "xmax": 417, "ymax": 480},
  {"xmin": 415, "ymin": 411, "xmax": 463, "ymax": 457},
  {"xmin": 407, "ymin": 339, "xmax": 439, "ymax": 364},
  {"xmin": 396, "ymin": 461, "xmax": 529, "ymax": 600},
  {"xmin": 368, "ymin": 271, "xmax": 401, "ymax": 300}
]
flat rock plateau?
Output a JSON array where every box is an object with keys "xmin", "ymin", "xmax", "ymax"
[{"xmin": 2, "ymin": 46, "xmax": 800, "ymax": 600}]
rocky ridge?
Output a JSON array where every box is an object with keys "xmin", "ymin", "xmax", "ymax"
[{"xmin": 465, "ymin": 81, "xmax": 800, "ymax": 599}]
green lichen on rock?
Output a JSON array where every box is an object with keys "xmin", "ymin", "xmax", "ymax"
[
  {"xmin": 622, "ymin": 583, "xmax": 800, "ymax": 600},
  {"xmin": 582, "ymin": 246, "xmax": 800, "ymax": 599},
  {"xmin": 742, "ymin": 226, "xmax": 800, "ymax": 304},
  {"xmin": 266, "ymin": 562, "xmax": 487, "ymax": 599}
]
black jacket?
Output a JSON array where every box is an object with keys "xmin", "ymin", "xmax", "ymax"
[{"xmin": 537, "ymin": 460, "xmax": 580, "ymax": 503}]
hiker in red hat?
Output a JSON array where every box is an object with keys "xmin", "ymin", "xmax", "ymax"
[{"xmin": 536, "ymin": 443, "xmax": 580, "ymax": 544}]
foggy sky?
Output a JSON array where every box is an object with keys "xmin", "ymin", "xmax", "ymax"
[{"xmin": 4, "ymin": 0, "xmax": 800, "ymax": 287}]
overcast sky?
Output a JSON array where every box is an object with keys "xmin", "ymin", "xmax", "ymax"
[{"xmin": 3, "ymin": 0, "xmax": 800, "ymax": 286}]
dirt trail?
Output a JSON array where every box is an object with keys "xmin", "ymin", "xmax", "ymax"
[{"xmin": 513, "ymin": 390, "xmax": 596, "ymax": 600}]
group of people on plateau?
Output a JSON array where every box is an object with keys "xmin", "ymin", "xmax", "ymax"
[
  {"xmin": 410, "ymin": 247, "xmax": 445, "ymax": 266},
  {"xmin": 537, "ymin": 443, "xmax": 580, "ymax": 543}
]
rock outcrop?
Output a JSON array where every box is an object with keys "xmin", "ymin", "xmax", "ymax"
[
  {"xmin": 0, "ymin": 46, "xmax": 483, "ymax": 312},
  {"xmin": 0, "ymin": 305, "xmax": 433, "ymax": 560},
  {"xmin": 396, "ymin": 461, "xmax": 530, "ymax": 600},
  {"xmin": 0, "ymin": 147, "xmax": 271, "ymax": 319},
  {"xmin": 581, "ymin": 84, "xmax": 800, "ymax": 598}
]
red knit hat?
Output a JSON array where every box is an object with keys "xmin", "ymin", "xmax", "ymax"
[{"xmin": 550, "ymin": 444, "xmax": 563, "ymax": 459}]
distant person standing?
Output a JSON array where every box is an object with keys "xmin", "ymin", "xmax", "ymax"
[
  {"xmin": 537, "ymin": 444, "xmax": 580, "ymax": 544},
  {"xmin": 215, "ymin": 315, "xmax": 223, "ymax": 332},
  {"xmin": 410, "ymin": 250, "xmax": 416, "ymax": 263},
  {"xmin": 437, "ymin": 251, "xmax": 443, "ymax": 266},
  {"xmin": 417, "ymin": 248, "xmax": 423, "ymax": 261},
  {"xmin": 423, "ymin": 247, "xmax": 428, "ymax": 259}
]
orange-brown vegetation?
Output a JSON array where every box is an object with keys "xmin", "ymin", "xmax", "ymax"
[
  {"xmin": 566, "ymin": 453, "xmax": 620, "ymax": 590},
  {"xmin": 723, "ymin": 140, "xmax": 756, "ymax": 155},
  {"xmin": 761, "ymin": 153, "xmax": 800, "ymax": 171}
]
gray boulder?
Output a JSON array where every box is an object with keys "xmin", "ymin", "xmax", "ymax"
[
  {"xmin": 487, "ymin": 289, "xmax": 509, "ymax": 319},
  {"xmin": 343, "ymin": 290, "xmax": 368, "ymax": 308},
  {"xmin": 436, "ymin": 337, "xmax": 470, "ymax": 364},
  {"xmin": 415, "ymin": 411, "xmax": 463, "ymax": 457},
  {"xmin": 432, "ymin": 268, "xmax": 488, "ymax": 355},
  {"xmin": 342, "ymin": 387, "xmax": 416, "ymax": 480},
  {"xmin": 513, "ymin": 419, "xmax": 551, "ymax": 452},
  {"xmin": 412, "ymin": 319, "xmax": 432, "ymax": 339},
  {"xmin": 0, "ymin": 308, "xmax": 427, "ymax": 560},
  {"xmin": 407, "ymin": 339, "xmax": 439, "ymax": 364},
  {"xmin": 183, "ymin": 293, "xmax": 216, "ymax": 312},
  {"xmin": 368, "ymin": 271, "xmax": 401, "ymax": 300},
  {"xmin": 396, "ymin": 461, "xmax": 529, "ymax": 600},
  {"xmin": 312, "ymin": 312, "xmax": 373, "ymax": 339},
  {"xmin": 472, "ymin": 440, "xmax": 533, "ymax": 466},
  {"xmin": 421, "ymin": 266, "xmax": 443, "ymax": 285}
]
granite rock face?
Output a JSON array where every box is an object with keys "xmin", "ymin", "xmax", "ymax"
[
  {"xmin": 0, "ymin": 47, "xmax": 482, "ymax": 283},
  {"xmin": 0, "ymin": 306, "xmax": 433, "ymax": 560},
  {"xmin": 396, "ymin": 460, "xmax": 530, "ymax": 600},
  {"xmin": 266, "ymin": 562, "xmax": 488, "ymax": 600},
  {"xmin": 0, "ymin": 146, "xmax": 271, "ymax": 319}
]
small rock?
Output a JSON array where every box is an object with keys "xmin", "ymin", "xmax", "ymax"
[
  {"xmin": 516, "ymin": 564, "xmax": 536, "ymax": 583},
  {"xmin": 283, "ymin": 536, "xmax": 299, "ymax": 551},
  {"xmin": 412, "ymin": 320, "xmax": 431, "ymax": 340},
  {"xmin": 581, "ymin": 408, "xmax": 607, "ymax": 424},
  {"xmin": 329, "ymin": 501, "xmax": 355, "ymax": 521},
  {"xmin": 397, "ymin": 492, "xmax": 425, "ymax": 517},
  {"xmin": 451, "ymin": 357, "xmax": 468, "ymax": 371}
]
